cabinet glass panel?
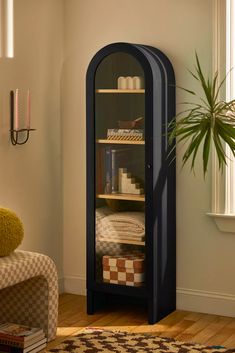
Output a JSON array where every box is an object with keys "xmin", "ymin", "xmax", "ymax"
[{"xmin": 94, "ymin": 52, "xmax": 146, "ymax": 287}]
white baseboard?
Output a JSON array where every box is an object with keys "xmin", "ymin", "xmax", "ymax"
[
  {"xmin": 63, "ymin": 275, "xmax": 86, "ymax": 296},
  {"xmin": 58, "ymin": 277, "xmax": 64, "ymax": 294},
  {"xmin": 60, "ymin": 278, "xmax": 235, "ymax": 317},
  {"xmin": 177, "ymin": 287, "xmax": 235, "ymax": 317}
]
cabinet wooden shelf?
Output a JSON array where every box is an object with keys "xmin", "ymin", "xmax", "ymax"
[
  {"xmin": 96, "ymin": 193, "xmax": 145, "ymax": 202},
  {"xmin": 87, "ymin": 42, "xmax": 176, "ymax": 324},
  {"xmin": 96, "ymin": 89, "xmax": 145, "ymax": 93},
  {"xmin": 96, "ymin": 139, "xmax": 145, "ymax": 145},
  {"xmin": 97, "ymin": 238, "xmax": 145, "ymax": 246},
  {"xmin": 91, "ymin": 282, "xmax": 147, "ymax": 297}
]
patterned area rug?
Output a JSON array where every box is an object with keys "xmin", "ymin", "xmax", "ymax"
[{"xmin": 46, "ymin": 328, "xmax": 235, "ymax": 353}]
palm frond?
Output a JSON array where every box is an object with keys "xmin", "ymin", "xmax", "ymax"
[
  {"xmin": 203, "ymin": 129, "xmax": 211, "ymax": 175},
  {"xmin": 168, "ymin": 52, "xmax": 235, "ymax": 174}
]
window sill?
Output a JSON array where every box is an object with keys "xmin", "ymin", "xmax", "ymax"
[{"xmin": 207, "ymin": 213, "xmax": 235, "ymax": 233}]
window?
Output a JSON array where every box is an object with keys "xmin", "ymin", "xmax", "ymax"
[
  {"xmin": 225, "ymin": 0, "xmax": 235, "ymax": 214},
  {"xmin": 0, "ymin": 0, "xmax": 14, "ymax": 58},
  {"xmin": 209, "ymin": 0, "xmax": 235, "ymax": 231}
]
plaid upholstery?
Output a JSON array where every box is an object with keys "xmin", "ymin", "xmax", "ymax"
[
  {"xmin": 102, "ymin": 254, "xmax": 145, "ymax": 286},
  {"xmin": 0, "ymin": 250, "xmax": 58, "ymax": 341}
]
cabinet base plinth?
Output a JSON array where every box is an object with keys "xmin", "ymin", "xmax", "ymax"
[{"xmin": 87, "ymin": 289, "xmax": 175, "ymax": 325}]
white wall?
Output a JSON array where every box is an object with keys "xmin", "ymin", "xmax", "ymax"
[
  {"xmin": 0, "ymin": 0, "xmax": 64, "ymax": 280},
  {"xmin": 63, "ymin": 0, "xmax": 235, "ymax": 316}
]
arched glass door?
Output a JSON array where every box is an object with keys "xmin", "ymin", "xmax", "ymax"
[{"xmin": 94, "ymin": 52, "xmax": 146, "ymax": 287}]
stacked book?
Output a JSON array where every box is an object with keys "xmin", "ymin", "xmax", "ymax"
[{"xmin": 0, "ymin": 323, "xmax": 46, "ymax": 353}]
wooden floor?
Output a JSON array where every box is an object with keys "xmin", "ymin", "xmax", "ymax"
[{"xmin": 46, "ymin": 293, "xmax": 235, "ymax": 350}]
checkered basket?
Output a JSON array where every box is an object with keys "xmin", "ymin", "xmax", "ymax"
[{"xmin": 102, "ymin": 254, "xmax": 145, "ymax": 287}]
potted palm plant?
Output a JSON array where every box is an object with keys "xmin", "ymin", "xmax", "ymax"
[{"xmin": 169, "ymin": 53, "xmax": 235, "ymax": 175}]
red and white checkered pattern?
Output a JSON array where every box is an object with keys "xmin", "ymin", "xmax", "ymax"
[
  {"xmin": 102, "ymin": 254, "xmax": 145, "ymax": 287},
  {"xmin": 0, "ymin": 250, "xmax": 58, "ymax": 342}
]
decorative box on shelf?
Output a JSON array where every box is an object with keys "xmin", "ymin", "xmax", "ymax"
[
  {"xmin": 107, "ymin": 129, "xmax": 144, "ymax": 141},
  {"xmin": 102, "ymin": 254, "xmax": 145, "ymax": 287}
]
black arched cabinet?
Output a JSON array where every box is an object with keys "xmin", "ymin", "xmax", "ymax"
[{"xmin": 86, "ymin": 42, "xmax": 176, "ymax": 323}]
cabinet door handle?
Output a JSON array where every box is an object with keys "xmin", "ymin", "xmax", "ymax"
[{"xmin": 147, "ymin": 164, "xmax": 152, "ymax": 169}]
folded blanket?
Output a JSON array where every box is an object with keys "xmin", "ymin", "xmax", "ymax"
[
  {"xmin": 97, "ymin": 235, "xmax": 144, "ymax": 242},
  {"xmin": 96, "ymin": 207, "xmax": 145, "ymax": 241}
]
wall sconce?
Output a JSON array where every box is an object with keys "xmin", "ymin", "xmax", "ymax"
[{"xmin": 10, "ymin": 90, "xmax": 35, "ymax": 145}]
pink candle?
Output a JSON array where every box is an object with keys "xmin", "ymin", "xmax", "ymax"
[
  {"xmin": 14, "ymin": 89, "xmax": 19, "ymax": 130},
  {"xmin": 26, "ymin": 89, "xmax": 31, "ymax": 129}
]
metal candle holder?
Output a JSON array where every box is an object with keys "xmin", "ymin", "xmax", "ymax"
[
  {"xmin": 10, "ymin": 128, "xmax": 36, "ymax": 145},
  {"xmin": 10, "ymin": 90, "xmax": 35, "ymax": 145}
]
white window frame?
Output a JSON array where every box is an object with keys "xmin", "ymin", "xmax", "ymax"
[
  {"xmin": 209, "ymin": 0, "xmax": 235, "ymax": 231},
  {"xmin": 225, "ymin": 0, "xmax": 235, "ymax": 214},
  {"xmin": 0, "ymin": 0, "xmax": 14, "ymax": 58}
]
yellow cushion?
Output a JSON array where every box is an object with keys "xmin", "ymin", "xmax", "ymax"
[{"xmin": 0, "ymin": 208, "xmax": 24, "ymax": 256}]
